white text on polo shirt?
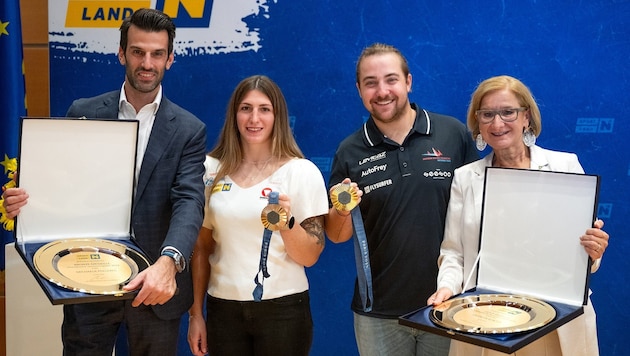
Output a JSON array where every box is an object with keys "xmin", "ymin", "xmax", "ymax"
[
  {"xmin": 358, "ymin": 151, "xmax": 387, "ymax": 166},
  {"xmin": 364, "ymin": 179, "xmax": 393, "ymax": 194},
  {"xmin": 361, "ymin": 164, "xmax": 388, "ymax": 177},
  {"xmin": 423, "ymin": 170, "xmax": 452, "ymax": 179}
]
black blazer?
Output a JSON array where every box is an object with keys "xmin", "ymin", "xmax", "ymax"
[{"xmin": 66, "ymin": 90, "xmax": 207, "ymax": 320}]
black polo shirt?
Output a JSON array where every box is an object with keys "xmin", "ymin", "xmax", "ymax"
[{"xmin": 329, "ymin": 103, "xmax": 479, "ymax": 318}]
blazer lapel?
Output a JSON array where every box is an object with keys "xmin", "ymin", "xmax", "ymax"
[
  {"xmin": 471, "ymin": 155, "xmax": 493, "ymax": 213},
  {"xmin": 529, "ymin": 145, "xmax": 552, "ymax": 170},
  {"xmin": 134, "ymin": 98, "xmax": 176, "ymax": 204},
  {"xmin": 95, "ymin": 91, "xmax": 120, "ymax": 119}
]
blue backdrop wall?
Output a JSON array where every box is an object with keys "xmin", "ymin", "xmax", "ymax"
[{"xmin": 48, "ymin": 1, "xmax": 629, "ymax": 354}]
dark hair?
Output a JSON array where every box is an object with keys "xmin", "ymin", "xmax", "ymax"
[{"xmin": 119, "ymin": 8, "xmax": 176, "ymax": 54}]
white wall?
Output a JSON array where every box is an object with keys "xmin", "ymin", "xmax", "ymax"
[{"xmin": 5, "ymin": 244, "xmax": 62, "ymax": 355}]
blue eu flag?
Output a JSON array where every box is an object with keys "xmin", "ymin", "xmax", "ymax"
[{"xmin": 0, "ymin": 0, "xmax": 27, "ymax": 270}]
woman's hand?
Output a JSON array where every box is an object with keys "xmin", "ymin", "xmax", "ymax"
[
  {"xmin": 427, "ymin": 287, "xmax": 453, "ymax": 306},
  {"xmin": 187, "ymin": 313, "xmax": 208, "ymax": 356},
  {"xmin": 2, "ymin": 187, "xmax": 28, "ymax": 219},
  {"xmin": 580, "ymin": 219, "xmax": 609, "ymax": 260}
]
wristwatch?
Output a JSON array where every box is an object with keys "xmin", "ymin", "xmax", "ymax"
[
  {"xmin": 162, "ymin": 248, "xmax": 186, "ymax": 273},
  {"xmin": 287, "ymin": 215, "xmax": 296, "ymax": 230}
]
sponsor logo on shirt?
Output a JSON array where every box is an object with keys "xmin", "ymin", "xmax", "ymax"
[
  {"xmin": 361, "ymin": 164, "xmax": 387, "ymax": 177},
  {"xmin": 212, "ymin": 183, "xmax": 232, "ymax": 193},
  {"xmin": 363, "ymin": 179, "xmax": 393, "ymax": 194},
  {"xmin": 422, "ymin": 148, "xmax": 452, "ymax": 163},
  {"xmin": 422, "ymin": 169, "xmax": 452, "ymax": 180},
  {"xmin": 261, "ymin": 187, "xmax": 273, "ymax": 199},
  {"xmin": 358, "ymin": 151, "xmax": 387, "ymax": 166}
]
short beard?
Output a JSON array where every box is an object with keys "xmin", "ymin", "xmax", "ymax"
[
  {"xmin": 125, "ymin": 67, "xmax": 162, "ymax": 94},
  {"xmin": 371, "ymin": 98, "xmax": 409, "ymax": 124}
]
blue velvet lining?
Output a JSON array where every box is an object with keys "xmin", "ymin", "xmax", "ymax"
[{"xmin": 15, "ymin": 238, "xmax": 148, "ymax": 305}]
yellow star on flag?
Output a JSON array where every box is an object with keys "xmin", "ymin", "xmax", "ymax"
[
  {"xmin": 1, "ymin": 154, "xmax": 17, "ymax": 174},
  {"xmin": 0, "ymin": 20, "xmax": 9, "ymax": 36}
]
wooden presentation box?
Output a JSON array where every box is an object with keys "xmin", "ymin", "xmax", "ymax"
[
  {"xmin": 13, "ymin": 117, "xmax": 149, "ymax": 305},
  {"xmin": 399, "ymin": 167, "xmax": 599, "ymax": 353}
]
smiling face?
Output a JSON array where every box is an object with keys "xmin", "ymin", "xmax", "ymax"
[
  {"xmin": 236, "ymin": 89, "xmax": 275, "ymax": 147},
  {"xmin": 478, "ymin": 89, "xmax": 530, "ymax": 152},
  {"xmin": 356, "ymin": 52, "xmax": 412, "ymax": 125},
  {"xmin": 118, "ymin": 24, "xmax": 174, "ymax": 97}
]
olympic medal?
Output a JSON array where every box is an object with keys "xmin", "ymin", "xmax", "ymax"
[
  {"xmin": 261, "ymin": 204, "xmax": 290, "ymax": 231},
  {"xmin": 330, "ymin": 183, "xmax": 359, "ymax": 212}
]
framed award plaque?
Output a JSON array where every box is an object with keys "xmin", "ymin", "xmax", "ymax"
[
  {"xmin": 399, "ymin": 168, "xmax": 599, "ymax": 353},
  {"xmin": 14, "ymin": 117, "xmax": 147, "ymax": 305}
]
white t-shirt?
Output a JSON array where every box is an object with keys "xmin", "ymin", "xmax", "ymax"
[{"xmin": 202, "ymin": 156, "xmax": 329, "ymax": 301}]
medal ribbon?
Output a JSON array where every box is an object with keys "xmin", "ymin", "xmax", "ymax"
[
  {"xmin": 351, "ymin": 207, "xmax": 373, "ymax": 312},
  {"xmin": 253, "ymin": 191, "xmax": 278, "ymax": 301}
]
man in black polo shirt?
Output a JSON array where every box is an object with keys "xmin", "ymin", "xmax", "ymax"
[{"xmin": 325, "ymin": 43, "xmax": 478, "ymax": 356}]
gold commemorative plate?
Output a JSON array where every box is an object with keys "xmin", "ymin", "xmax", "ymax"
[
  {"xmin": 430, "ymin": 294, "xmax": 556, "ymax": 334},
  {"xmin": 330, "ymin": 183, "xmax": 359, "ymax": 212},
  {"xmin": 33, "ymin": 238, "xmax": 150, "ymax": 295}
]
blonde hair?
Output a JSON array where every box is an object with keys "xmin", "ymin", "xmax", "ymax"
[{"xmin": 467, "ymin": 75, "xmax": 542, "ymax": 138}]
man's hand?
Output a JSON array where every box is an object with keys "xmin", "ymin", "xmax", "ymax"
[{"xmin": 123, "ymin": 255, "xmax": 178, "ymax": 307}]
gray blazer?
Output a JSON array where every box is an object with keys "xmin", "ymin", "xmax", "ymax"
[{"xmin": 66, "ymin": 90, "xmax": 207, "ymax": 319}]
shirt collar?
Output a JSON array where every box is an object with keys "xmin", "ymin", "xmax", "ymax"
[
  {"xmin": 362, "ymin": 103, "xmax": 431, "ymax": 147},
  {"xmin": 118, "ymin": 82, "xmax": 162, "ymax": 115}
]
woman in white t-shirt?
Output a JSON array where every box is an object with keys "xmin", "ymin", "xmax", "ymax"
[{"xmin": 187, "ymin": 75, "xmax": 329, "ymax": 356}]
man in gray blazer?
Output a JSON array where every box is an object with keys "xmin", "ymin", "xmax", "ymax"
[{"xmin": 3, "ymin": 8, "xmax": 206, "ymax": 355}]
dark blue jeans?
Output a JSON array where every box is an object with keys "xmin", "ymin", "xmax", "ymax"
[{"xmin": 206, "ymin": 290, "xmax": 313, "ymax": 356}]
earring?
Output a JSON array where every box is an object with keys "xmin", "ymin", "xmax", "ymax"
[
  {"xmin": 523, "ymin": 129, "xmax": 536, "ymax": 147},
  {"xmin": 476, "ymin": 134, "xmax": 487, "ymax": 151}
]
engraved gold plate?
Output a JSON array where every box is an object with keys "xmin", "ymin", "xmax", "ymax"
[
  {"xmin": 261, "ymin": 204, "xmax": 289, "ymax": 231},
  {"xmin": 430, "ymin": 294, "xmax": 556, "ymax": 334},
  {"xmin": 330, "ymin": 183, "xmax": 359, "ymax": 212},
  {"xmin": 33, "ymin": 239, "xmax": 150, "ymax": 295}
]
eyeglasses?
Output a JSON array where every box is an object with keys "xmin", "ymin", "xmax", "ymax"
[{"xmin": 475, "ymin": 107, "xmax": 527, "ymax": 123}]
